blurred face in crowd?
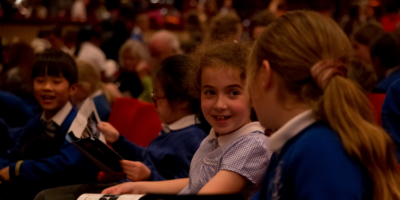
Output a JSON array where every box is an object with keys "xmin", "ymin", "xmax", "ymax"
[
  {"xmin": 122, "ymin": 49, "xmax": 140, "ymax": 72},
  {"xmin": 149, "ymin": 39, "xmax": 177, "ymax": 66},
  {"xmin": 353, "ymin": 40, "xmax": 372, "ymax": 63},
  {"xmin": 70, "ymin": 81, "xmax": 92, "ymax": 107},
  {"xmin": 152, "ymin": 79, "xmax": 181, "ymax": 124},
  {"xmin": 34, "ymin": 73, "xmax": 76, "ymax": 119}
]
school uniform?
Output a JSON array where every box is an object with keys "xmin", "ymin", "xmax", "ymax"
[
  {"xmin": 91, "ymin": 90, "xmax": 111, "ymax": 122},
  {"xmin": 382, "ymin": 80, "xmax": 400, "ymax": 163},
  {"xmin": 373, "ymin": 66, "xmax": 400, "ymax": 93},
  {"xmin": 32, "ymin": 114, "xmax": 207, "ymax": 200},
  {"xmin": 179, "ymin": 122, "xmax": 271, "ymax": 200},
  {"xmin": 0, "ymin": 102, "xmax": 98, "ymax": 200},
  {"xmin": 113, "ymin": 114, "xmax": 207, "ymax": 181},
  {"xmin": 253, "ymin": 110, "xmax": 373, "ymax": 200}
]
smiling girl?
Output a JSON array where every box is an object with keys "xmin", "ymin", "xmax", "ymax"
[{"xmin": 101, "ymin": 42, "xmax": 272, "ymax": 199}]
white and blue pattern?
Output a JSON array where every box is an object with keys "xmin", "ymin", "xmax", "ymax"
[{"xmin": 179, "ymin": 123, "xmax": 272, "ymax": 200}]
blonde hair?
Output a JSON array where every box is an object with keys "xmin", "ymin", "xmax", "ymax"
[
  {"xmin": 76, "ymin": 60, "xmax": 114, "ymax": 105},
  {"xmin": 118, "ymin": 39, "xmax": 149, "ymax": 68},
  {"xmin": 248, "ymin": 10, "xmax": 400, "ymax": 200}
]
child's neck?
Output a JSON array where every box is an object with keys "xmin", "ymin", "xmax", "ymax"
[{"xmin": 216, "ymin": 118, "xmax": 252, "ymax": 137}]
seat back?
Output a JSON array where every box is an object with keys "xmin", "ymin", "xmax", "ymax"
[
  {"xmin": 367, "ymin": 93, "xmax": 386, "ymax": 126},
  {"xmin": 108, "ymin": 97, "xmax": 161, "ymax": 147}
]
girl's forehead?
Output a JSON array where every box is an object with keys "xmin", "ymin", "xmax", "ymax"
[{"xmin": 201, "ymin": 66, "xmax": 244, "ymax": 87}]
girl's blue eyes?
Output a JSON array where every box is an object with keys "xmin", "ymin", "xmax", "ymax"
[{"xmin": 203, "ymin": 90, "xmax": 240, "ymax": 96}]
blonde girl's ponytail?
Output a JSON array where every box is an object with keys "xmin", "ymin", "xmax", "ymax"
[
  {"xmin": 313, "ymin": 61, "xmax": 400, "ymax": 200},
  {"xmin": 248, "ymin": 10, "xmax": 400, "ymax": 200}
]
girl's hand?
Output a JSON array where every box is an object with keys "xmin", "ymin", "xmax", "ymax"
[
  {"xmin": 101, "ymin": 182, "xmax": 147, "ymax": 194},
  {"xmin": 121, "ymin": 160, "xmax": 151, "ymax": 182},
  {"xmin": 0, "ymin": 166, "xmax": 10, "ymax": 183},
  {"xmin": 97, "ymin": 122, "xmax": 120, "ymax": 144}
]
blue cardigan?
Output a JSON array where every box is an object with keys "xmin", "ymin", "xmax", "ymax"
[
  {"xmin": 93, "ymin": 94, "xmax": 111, "ymax": 122},
  {"xmin": 382, "ymin": 80, "xmax": 400, "ymax": 162},
  {"xmin": 112, "ymin": 124, "xmax": 207, "ymax": 181},
  {"xmin": 0, "ymin": 108, "xmax": 98, "ymax": 187},
  {"xmin": 0, "ymin": 91, "xmax": 37, "ymax": 127},
  {"xmin": 373, "ymin": 69, "xmax": 400, "ymax": 93},
  {"xmin": 254, "ymin": 123, "xmax": 373, "ymax": 200}
]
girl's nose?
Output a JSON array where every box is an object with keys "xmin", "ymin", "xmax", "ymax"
[
  {"xmin": 214, "ymin": 96, "xmax": 227, "ymax": 110},
  {"xmin": 43, "ymin": 81, "xmax": 52, "ymax": 90}
]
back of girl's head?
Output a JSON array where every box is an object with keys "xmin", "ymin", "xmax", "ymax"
[
  {"xmin": 352, "ymin": 22, "xmax": 385, "ymax": 46},
  {"xmin": 76, "ymin": 60, "xmax": 101, "ymax": 92},
  {"xmin": 190, "ymin": 42, "xmax": 249, "ymax": 99},
  {"xmin": 153, "ymin": 54, "xmax": 198, "ymax": 114},
  {"xmin": 249, "ymin": 10, "xmax": 400, "ymax": 200},
  {"xmin": 32, "ymin": 49, "xmax": 78, "ymax": 85},
  {"xmin": 76, "ymin": 60, "xmax": 113, "ymax": 104}
]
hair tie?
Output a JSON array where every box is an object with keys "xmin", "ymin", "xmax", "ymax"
[{"xmin": 310, "ymin": 60, "xmax": 347, "ymax": 90}]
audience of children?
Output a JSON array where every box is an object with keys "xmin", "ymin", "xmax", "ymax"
[
  {"xmin": 71, "ymin": 60, "xmax": 113, "ymax": 121},
  {"xmin": 101, "ymin": 42, "xmax": 272, "ymax": 200},
  {"xmin": 33, "ymin": 54, "xmax": 207, "ymax": 200},
  {"xmin": 2, "ymin": 4, "xmax": 400, "ymax": 200},
  {"xmin": 0, "ymin": 50, "xmax": 99, "ymax": 200},
  {"xmin": 247, "ymin": 10, "xmax": 400, "ymax": 200}
]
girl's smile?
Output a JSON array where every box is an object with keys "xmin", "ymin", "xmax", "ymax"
[{"xmin": 200, "ymin": 67, "xmax": 251, "ymax": 136}]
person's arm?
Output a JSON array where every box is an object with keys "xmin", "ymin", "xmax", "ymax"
[
  {"xmin": 102, "ymin": 178, "xmax": 189, "ymax": 195},
  {"xmin": 98, "ymin": 122, "xmax": 146, "ymax": 161},
  {"xmin": 198, "ymin": 170, "xmax": 248, "ymax": 195},
  {"xmin": 7, "ymin": 140, "xmax": 95, "ymax": 181}
]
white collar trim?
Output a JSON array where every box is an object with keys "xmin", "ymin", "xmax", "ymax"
[
  {"xmin": 41, "ymin": 101, "xmax": 73, "ymax": 126},
  {"xmin": 269, "ymin": 109, "xmax": 316, "ymax": 152},
  {"xmin": 208, "ymin": 122, "xmax": 265, "ymax": 147},
  {"xmin": 161, "ymin": 114, "xmax": 198, "ymax": 133}
]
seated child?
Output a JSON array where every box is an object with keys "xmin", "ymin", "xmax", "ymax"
[
  {"xmin": 33, "ymin": 54, "xmax": 207, "ymax": 200},
  {"xmin": 248, "ymin": 10, "xmax": 400, "ymax": 200},
  {"xmin": 0, "ymin": 50, "xmax": 99, "ymax": 200},
  {"xmin": 71, "ymin": 60, "xmax": 113, "ymax": 121},
  {"xmin": 101, "ymin": 42, "xmax": 272, "ymax": 200}
]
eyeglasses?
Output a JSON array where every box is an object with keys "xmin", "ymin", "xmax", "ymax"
[{"xmin": 151, "ymin": 91, "xmax": 166, "ymax": 108}]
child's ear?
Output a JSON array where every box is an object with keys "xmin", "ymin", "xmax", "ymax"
[
  {"xmin": 68, "ymin": 83, "xmax": 78, "ymax": 97},
  {"xmin": 261, "ymin": 60, "xmax": 272, "ymax": 90}
]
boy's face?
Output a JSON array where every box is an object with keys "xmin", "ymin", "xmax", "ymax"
[{"xmin": 33, "ymin": 74, "xmax": 75, "ymax": 117}]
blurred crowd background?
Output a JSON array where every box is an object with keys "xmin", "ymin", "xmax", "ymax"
[{"xmin": 0, "ymin": 0, "xmax": 400, "ymax": 98}]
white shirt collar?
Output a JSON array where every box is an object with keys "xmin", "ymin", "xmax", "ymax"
[
  {"xmin": 41, "ymin": 102, "xmax": 73, "ymax": 126},
  {"xmin": 90, "ymin": 89, "xmax": 103, "ymax": 98},
  {"xmin": 208, "ymin": 122, "xmax": 265, "ymax": 147},
  {"xmin": 269, "ymin": 109, "xmax": 316, "ymax": 153},
  {"xmin": 161, "ymin": 114, "xmax": 198, "ymax": 133}
]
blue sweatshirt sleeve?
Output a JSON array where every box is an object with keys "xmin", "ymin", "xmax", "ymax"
[
  {"xmin": 8, "ymin": 140, "xmax": 93, "ymax": 182},
  {"xmin": 0, "ymin": 117, "xmax": 39, "ymax": 169},
  {"xmin": 111, "ymin": 135, "xmax": 146, "ymax": 161},
  {"xmin": 148, "ymin": 132, "xmax": 204, "ymax": 181},
  {"xmin": 382, "ymin": 80, "xmax": 400, "ymax": 162}
]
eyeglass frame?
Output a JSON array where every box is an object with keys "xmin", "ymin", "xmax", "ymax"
[{"xmin": 151, "ymin": 91, "xmax": 166, "ymax": 108}]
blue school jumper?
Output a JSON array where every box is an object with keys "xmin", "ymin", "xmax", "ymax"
[
  {"xmin": 112, "ymin": 124, "xmax": 207, "ymax": 181},
  {"xmin": 0, "ymin": 107, "xmax": 98, "ymax": 186},
  {"xmin": 254, "ymin": 123, "xmax": 373, "ymax": 200},
  {"xmin": 0, "ymin": 91, "xmax": 37, "ymax": 127},
  {"xmin": 373, "ymin": 68, "xmax": 400, "ymax": 93},
  {"xmin": 93, "ymin": 94, "xmax": 111, "ymax": 121},
  {"xmin": 382, "ymin": 80, "xmax": 400, "ymax": 162}
]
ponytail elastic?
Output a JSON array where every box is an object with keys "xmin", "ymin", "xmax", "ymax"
[{"xmin": 310, "ymin": 60, "xmax": 347, "ymax": 90}]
